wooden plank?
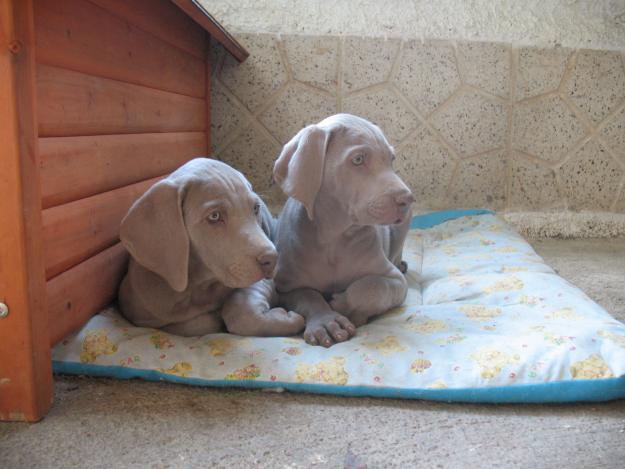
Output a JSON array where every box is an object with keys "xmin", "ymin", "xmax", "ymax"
[
  {"xmin": 37, "ymin": 64, "xmax": 206, "ymax": 137},
  {"xmin": 88, "ymin": 0, "xmax": 205, "ymax": 60},
  {"xmin": 42, "ymin": 176, "xmax": 162, "ymax": 280},
  {"xmin": 40, "ymin": 132, "xmax": 206, "ymax": 208},
  {"xmin": 171, "ymin": 0, "xmax": 248, "ymax": 63},
  {"xmin": 48, "ymin": 243, "xmax": 128, "ymax": 347},
  {"xmin": 0, "ymin": 0, "xmax": 53, "ymax": 422},
  {"xmin": 206, "ymin": 33, "xmax": 212, "ymax": 151},
  {"xmin": 35, "ymin": 0, "xmax": 205, "ymax": 98}
]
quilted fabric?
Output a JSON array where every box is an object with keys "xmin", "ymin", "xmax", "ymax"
[{"xmin": 52, "ymin": 211, "xmax": 625, "ymax": 403}]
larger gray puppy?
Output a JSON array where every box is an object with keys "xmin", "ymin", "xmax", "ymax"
[
  {"xmin": 273, "ymin": 114, "xmax": 414, "ymax": 347},
  {"xmin": 118, "ymin": 158, "xmax": 304, "ymax": 337}
]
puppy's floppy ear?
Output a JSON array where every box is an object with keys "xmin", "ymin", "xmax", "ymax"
[
  {"xmin": 273, "ymin": 124, "xmax": 331, "ymax": 220},
  {"xmin": 120, "ymin": 179, "xmax": 189, "ymax": 292}
]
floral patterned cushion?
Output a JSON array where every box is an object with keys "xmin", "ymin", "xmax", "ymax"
[{"xmin": 52, "ymin": 211, "xmax": 625, "ymax": 403}]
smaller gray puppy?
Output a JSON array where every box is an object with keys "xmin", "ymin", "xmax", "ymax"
[
  {"xmin": 273, "ymin": 114, "xmax": 414, "ymax": 347},
  {"xmin": 118, "ymin": 158, "xmax": 304, "ymax": 337}
]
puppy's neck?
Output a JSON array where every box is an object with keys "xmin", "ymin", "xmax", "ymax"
[
  {"xmin": 187, "ymin": 249, "xmax": 219, "ymax": 286},
  {"xmin": 310, "ymin": 192, "xmax": 362, "ymax": 243}
]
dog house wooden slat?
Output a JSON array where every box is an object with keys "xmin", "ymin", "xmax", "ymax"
[
  {"xmin": 88, "ymin": 0, "xmax": 206, "ymax": 60},
  {"xmin": 42, "ymin": 176, "xmax": 164, "ymax": 279},
  {"xmin": 37, "ymin": 65, "xmax": 207, "ymax": 137},
  {"xmin": 1, "ymin": 0, "xmax": 247, "ymax": 421},
  {"xmin": 0, "ymin": 0, "xmax": 53, "ymax": 422},
  {"xmin": 35, "ymin": 0, "xmax": 206, "ymax": 98},
  {"xmin": 39, "ymin": 132, "xmax": 206, "ymax": 209},
  {"xmin": 47, "ymin": 243, "xmax": 128, "ymax": 347}
]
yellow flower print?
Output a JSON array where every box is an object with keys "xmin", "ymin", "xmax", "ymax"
[
  {"xmin": 80, "ymin": 329, "xmax": 118, "ymax": 363},
  {"xmin": 483, "ymin": 276, "xmax": 524, "ymax": 293},
  {"xmin": 428, "ymin": 379, "xmax": 448, "ymax": 389},
  {"xmin": 494, "ymin": 246, "xmax": 518, "ymax": 253},
  {"xmin": 435, "ymin": 334, "xmax": 467, "ymax": 345},
  {"xmin": 544, "ymin": 308, "xmax": 582, "ymax": 321},
  {"xmin": 470, "ymin": 348, "xmax": 520, "ymax": 379},
  {"xmin": 410, "ymin": 358, "xmax": 432, "ymax": 374},
  {"xmin": 598, "ymin": 330, "xmax": 625, "ymax": 347},
  {"xmin": 487, "ymin": 224, "xmax": 504, "ymax": 233},
  {"xmin": 158, "ymin": 362, "xmax": 192, "ymax": 377},
  {"xmin": 150, "ymin": 333, "xmax": 174, "ymax": 349},
  {"xmin": 480, "ymin": 238, "xmax": 495, "ymax": 246},
  {"xmin": 447, "ymin": 267, "xmax": 460, "ymax": 275},
  {"xmin": 206, "ymin": 338, "xmax": 235, "ymax": 356},
  {"xmin": 282, "ymin": 346, "xmax": 302, "ymax": 356},
  {"xmin": 295, "ymin": 357, "xmax": 348, "ymax": 385},
  {"xmin": 225, "ymin": 364, "xmax": 261, "ymax": 380},
  {"xmin": 442, "ymin": 246, "xmax": 457, "ymax": 256},
  {"xmin": 363, "ymin": 336, "xmax": 407, "ymax": 355},
  {"xmin": 519, "ymin": 295, "xmax": 540, "ymax": 306},
  {"xmin": 459, "ymin": 305, "xmax": 502, "ymax": 321},
  {"xmin": 406, "ymin": 316, "xmax": 448, "ymax": 334},
  {"xmin": 570, "ymin": 354, "xmax": 613, "ymax": 379},
  {"xmin": 501, "ymin": 266, "xmax": 528, "ymax": 273}
]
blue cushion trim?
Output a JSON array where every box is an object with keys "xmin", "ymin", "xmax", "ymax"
[
  {"xmin": 53, "ymin": 361, "xmax": 625, "ymax": 403},
  {"xmin": 410, "ymin": 209, "xmax": 495, "ymax": 229}
]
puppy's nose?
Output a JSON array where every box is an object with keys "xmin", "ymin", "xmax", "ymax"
[
  {"xmin": 257, "ymin": 249, "xmax": 278, "ymax": 279},
  {"xmin": 395, "ymin": 191, "xmax": 415, "ymax": 210}
]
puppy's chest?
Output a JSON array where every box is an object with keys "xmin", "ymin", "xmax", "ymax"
[{"xmin": 189, "ymin": 281, "xmax": 233, "ymax": 309}]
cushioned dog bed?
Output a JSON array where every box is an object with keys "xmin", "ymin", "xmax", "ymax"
[{"xmin": 52, "ymin": 210, "xmax": 625, "ymax": 403}]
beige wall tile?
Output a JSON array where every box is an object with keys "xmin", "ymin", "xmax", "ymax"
[
  {"xmin": 449, "ymin": 150, "xmax": 507, "ymax": 209},
  {"xmin": 211, "ymin": 80, "xmax": 248, "ymax": 152},
  {"xmin": 342, "ymin": 37, "xmax": 400, "ymax": 92},
  {"xmin": 220, "ymin": 34, "xmax": 288, "ymax": 112},
  {"xmin": 516, "ymin": 47, "xmax": 572, "ymax": 99},
  {"xmin": 563, "ymin": 50, "xmax": 625, "ymax": 124},
  {"xmin": 600, "ymin": 105, "xmax": 625, "ymax": 163},
  {"xmin": 259, "ymin": 82, "xmax": 338, "ymax": 144},
  {"xmin": 512, "ymin": 94, "xmax": 586, "ymax": 163},
  {"xmin": 559, "ymin": 139, "xmax": 624, "ymax": 210},
  {"xmin": 395, "ymin": 128, "xmax": 456, "ymax": 209},
  {"xmin": 456, "ymin": 42, "xmax": 510, "ymax": 98},
  {"xmin": 509, "ymin": 153, "xmax": 563, "ymax": 210},
  {"xmin": 393, "ymin": 40, "xmax": 461, "ymax": 116},
  {"xmin": 430, "ymin": 90, "xmax": 507, "ymax": 157},
  {"xmin": 342, "ymin": 87, "xmax": 420, "ymax": 145},
  {"xmin": 283, "ymin": 35, "xmax": 339, "ymax": 92}
]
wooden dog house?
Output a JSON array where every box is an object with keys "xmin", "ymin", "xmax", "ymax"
[{"xmin": 0, "ymin": 0, "xmax": 247, "ymax": 421}]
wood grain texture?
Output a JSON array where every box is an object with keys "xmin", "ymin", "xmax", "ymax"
[
  {"xmin": 37, "ymin": 64, "xmax": 206, "ymax": 137},
  {"xmin": 48, "ymin": 243, "xmax": 128, "ymax": 347},
  {"xmin": 0, "ymin": 0, "xmax": 53, "ymax": 422},
  {"xmin": 42, "ymin": 176, "xmax": 162, "ymax": 280},
  {"xmin": 40, "ymin": 132, "xmax": 206, "ymax": 208},
  {"xmin": 88, "ymin": 0, "xmax": 205, "ymax": 60},
  {"xmin": 35, "ymin": 0, "xmax": 205, "ymax": 98},
  {"xmin": 171, "ymin": 0, "xmax": 248, "ymax": 63}
]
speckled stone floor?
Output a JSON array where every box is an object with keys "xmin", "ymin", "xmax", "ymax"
[{"xmin": 1, "ymin": 238, "xmax": 624, "ymax": 468}]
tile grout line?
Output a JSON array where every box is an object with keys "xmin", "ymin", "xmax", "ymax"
[{"xmin": 504, "ymin": 45, "xmax": 517, "ymax": 211}]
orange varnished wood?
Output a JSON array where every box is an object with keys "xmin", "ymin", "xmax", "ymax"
[
  {"xmin": 37, "ymin": 64, "xmax": 206, "ymax": 137},
  {"xmin": 35, "ymin": 0, "xmax": 205, "ymax": 98},
  {"xmin": 0, "ymin": 0, "xmax": 53, "ymax": 422},
  {"xmin": 48, "ymin": 243, "xmax": 128, "ymax": 347},
  {"xmin": 88, "ymin": 0, "xmax": 205, "ymax": 60},
  {"xmin": 42, "ymin": 176, "xmax": 163, "ymax": 280},
  {"xmin": 40, "ymin": 132, "xmax": 206, "ymax": 208}
]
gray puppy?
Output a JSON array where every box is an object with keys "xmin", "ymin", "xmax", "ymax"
[
  {"xmin": 273, "ymin": 114, "xmax": 414, "ymax": 347},
  {"xmin": 118, "ymin": 158, "xmax": 304, "ymax": 337}
]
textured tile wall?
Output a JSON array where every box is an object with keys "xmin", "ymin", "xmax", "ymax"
[{"xmin": 210, "ymin": 34, "xmax": 625, "ymax": 212}]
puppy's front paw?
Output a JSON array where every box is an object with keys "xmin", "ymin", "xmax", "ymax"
[
  {"xmin": 329, "ymin": 292, "xmax": 349, "ymax": 314},
  {"xmin": 303, "ymin": 313, "xmax": 356, "ymax": 348},
  {"xmin": 264, "ymin": 307, "xmax": 305, "ymax": 336}
]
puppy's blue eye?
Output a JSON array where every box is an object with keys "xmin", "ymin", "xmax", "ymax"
[
  {"xmin": 207, "ymin": 211, "xmax": 221, "ymax": 223},
  {"xmin": 352, "ymin": 153, "xmax": 365, "ymax": 166}
]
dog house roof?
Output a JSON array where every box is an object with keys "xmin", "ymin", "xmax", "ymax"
[{"xmin": 173, "ymin": 0, "xmax": 248, "ymax": 62}]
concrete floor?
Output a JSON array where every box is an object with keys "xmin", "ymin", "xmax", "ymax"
[{"xmin": 1, "ymin": 239, "xmax": 625, "ymax": 468}]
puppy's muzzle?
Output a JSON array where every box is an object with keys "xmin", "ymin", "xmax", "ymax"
[
  {"xmin": 394, "ymin": 190, "xmax": 415, "ymax": 223},
  {"xmin": 257, "ymin": 249, "xmax": 278, "ymax": 279}
]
